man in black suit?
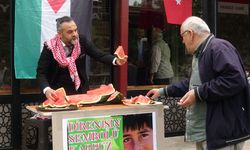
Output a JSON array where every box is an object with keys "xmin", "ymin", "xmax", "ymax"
[{"xmin": 36, "ymin": 16, "xmax": 127, "ymax": 101}]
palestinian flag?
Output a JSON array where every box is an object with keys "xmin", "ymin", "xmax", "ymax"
[{"xmin": 14, "ymin": 0, "xmax": 92, "ymax": 79}]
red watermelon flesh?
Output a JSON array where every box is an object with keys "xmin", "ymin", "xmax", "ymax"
[
  {"xmin": 122, "ymin": 95, "xmax": 153, "ymax": 105},
  {"xmin": 135, "ymin": 95, "xmax": 152, "ymax": 104},
  {"xmin": 67, "ymin": 96, "xmax": 82, "ymax": 105},
  {"xmin": 68, "ymin": 94, "xmax": 102, "ymax": 104},
  {"xmin": 52, "ymin": 87, "xmax": 69, "ymax": 107},
  {"xmin": 42, "ymin": 84, "xmax": 118, "ymax": 107},
  {"xmin": 53, "ymin": 98, "xmax": 68, "ymax": 107},
  {"xmin": 69, "ymin": 84, "xmax": 116, "ymax": 104},
  {"xmin": 114, "ymin": 46, "xmax": 126, "ymax": 59},
  {"xmin": 107, "ymin": 91, "xmax": 120, "ymax": 101},
  {"xmin": 42, "ymin": 87, "xmax": 68, "ymax": 107},
  {"xmin": 54, "ymin": 87, "xmax": 68, "ymax": 101},
  {"xmin": 43, "ymin": 99, "xmax": 55, "ymax": 107},
  {"xmin": 87, "ymin": 84, "xmax": 115, "ymax": 96},
  {"xmin": 130, "ymin": 96, "xmax": 139, "ymax": 103}
]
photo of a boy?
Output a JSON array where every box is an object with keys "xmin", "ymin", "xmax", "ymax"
[{"xmin": 123, "ymin": 113, "xmax": 154, "ymax": 150}]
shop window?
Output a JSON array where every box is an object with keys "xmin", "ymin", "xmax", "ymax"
[
  {"xmin": 128, "ymin": 0, "xmax": 201, "ymax": 87},
  {"xmin": 0, "ymin": 0, "xmax": 11, "ymax": 95},
  {"xmin": 217, "ymin": 0, "xmax": 250, "ymax": 75},
  {"xmin": 88, "ymin": 0, "xmax": 112, "ymax": 87}
]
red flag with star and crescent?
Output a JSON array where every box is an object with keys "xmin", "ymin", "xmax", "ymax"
[{"xmin": 164, "ymin": 0, "xmax": 192, "ymax": 25}]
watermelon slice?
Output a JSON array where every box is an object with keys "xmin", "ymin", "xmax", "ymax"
[
  {"xmin": 68, "ymin": 84, "xmax": 116, "ymax": 105},
  {"xmin": 106, "ymin": 91, "xmax": 125, "ymax": 104},
  {"xmin": 86, "ymin": 84, "xmax": 115, "ymax": 102},
  {"xmin": 122, "ymin": 95, "xmax": 154, "ymax": 105},
  {"xmin": 87, "ymin": 84, "xmax": 115, "ymax": 95},
  {"xmin": 67, "ymin": 96, "xmax": 82, "ymax": 105},
  {"xmin": 42, "ymin": 87, "xmax": 69, "ymax": 108},
  {"xmin": 122, "ymin": 99, "xmax": 133, "ymax": 105},
  {"xmin": 114, "ymin": 46, "xmax": 126, "ymax": 59},
  {"xmin": 54, "ymin": 87, "xmax": 68, "ymax": 101},
  {"xmin": 53, "ymin": 98, "xmax": 68, "ymax": 108},
  {"xmin": 42, "ymin": 99, "xmax": 55, "ymax": 107},
  {"xmin": 41, "ymin": 84, "xmax": 118, "ymax": 107},
  {"xmin": 135, "ymin": 95, "xmax": 153, "ymax": 104},
  {"xmin": 68, "ymin": 94, "xmax": 102, "ymax": 105},
  {"xmin": 43, "ymin": 99, "xmax": 68, "ymax": 108}
]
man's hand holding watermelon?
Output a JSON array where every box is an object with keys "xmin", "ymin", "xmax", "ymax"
[
  {"xmin": 45, "ymin": 88, "xmax": 58, "ymax": 101},
  {"xmin": 114, "ymin": 46, "xmax": 128, "ymax": 65}
]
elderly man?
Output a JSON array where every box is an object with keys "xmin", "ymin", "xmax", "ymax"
[{"xmin": 147, "ymin": 16, "xmax": 250, "ymax": 150}]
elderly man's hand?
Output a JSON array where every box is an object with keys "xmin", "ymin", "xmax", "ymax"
[
  {"xmin": 116, "ymin": 55, "xmax": 128, "ymax": 66},
  {"xmin": 146, "ymin": 88, "xmax": 160, "ymax": 100},
  {"xmin": 177, "ymin": 89, "xmax": 196, "ymax": 107}
]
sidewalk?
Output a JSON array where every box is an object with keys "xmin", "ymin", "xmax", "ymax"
[{"xmin": 163, "ymin": 136, "xmax": 250, "ymax": 150}]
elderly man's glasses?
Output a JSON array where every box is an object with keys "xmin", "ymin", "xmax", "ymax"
[{"xmin": 180, "ymin": 30, "xmax": 189, "ymax": 37}]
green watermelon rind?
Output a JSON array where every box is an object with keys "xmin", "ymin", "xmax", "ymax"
[
  {"xmin": 107, "ymin": 91, "xmax": 119, "ymax": 101},
  {"xmin": 42, "ymin": 103, "xmax": 67, "ymax": 108},
  {"xmin": 42, "ymin": 99, "xmax": 55, "ymax": 107},
  {"xmin": 53, "ymin": 104, "xmax": 68, "ymax": 108},
  {"xmin": 99, "ymin": 94, "xmax": 112, "ymax": 103},
  {"xmin": 98, "ymin": 86, "xmax": 116, "ymax": 103},
  {"xmin": 36, "ymin": 104, "xmax": 78, "ymax": 111},
  {"xmin": 42, "ymin": 103, "xmax": 54, "ymax": 107},
  {"xmin": 106, "ymin": 92, "xmax": 125, "ymax": 104}
]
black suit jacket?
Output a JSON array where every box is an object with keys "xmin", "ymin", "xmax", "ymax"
[{"xmin": 36, "ymin": 35, "xmax": 115, "ymax": 94}]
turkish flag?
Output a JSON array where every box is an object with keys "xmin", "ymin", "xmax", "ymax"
[{"xmin": 164, "ymin": 0, "xmax": 192, "ymax": 25}]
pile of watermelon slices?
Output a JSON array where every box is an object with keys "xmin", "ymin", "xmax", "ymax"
[
  {"xmin": 122, "ymin": 95, "xmax": 155, "ymax": 105},
  {"xmin": 40, "ymin": 84, "xmax": 125, "ymax": 109}
]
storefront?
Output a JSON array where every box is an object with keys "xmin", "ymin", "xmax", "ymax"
[{"xmin": 1, "ymin": 0, "xmax": 249, "ymax": 149}]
